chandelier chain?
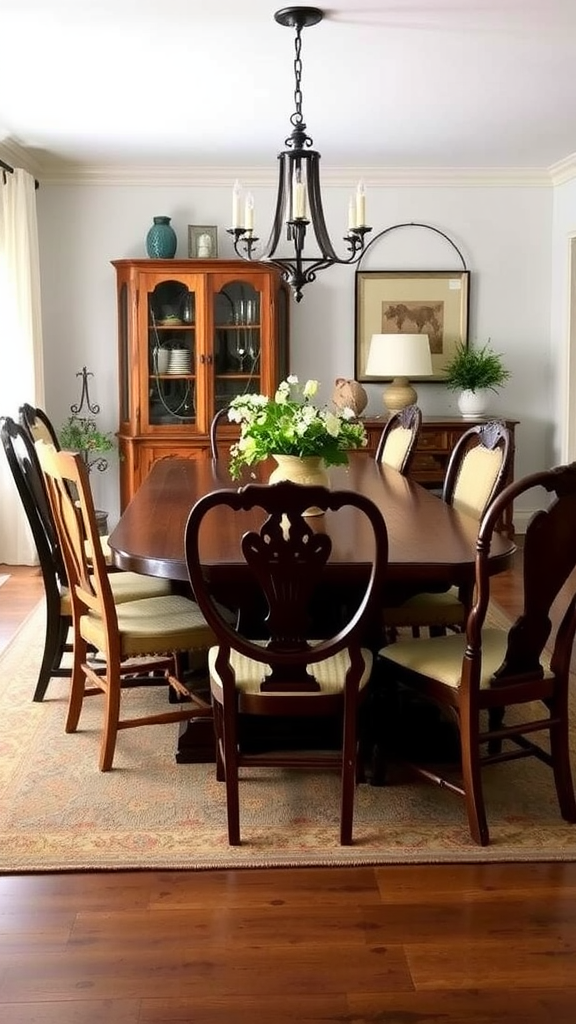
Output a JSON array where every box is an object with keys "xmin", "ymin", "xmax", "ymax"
[{"xmin": 291, "ymin": 25, "xmax": 304, "ymax": 126}]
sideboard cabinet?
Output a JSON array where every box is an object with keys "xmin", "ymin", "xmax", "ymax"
[
  {"xmin": 113, "ymin": 259, "xmax": 289, "ymax": 508},
  {"xmin": 363, "ymin": 415, "xmax": 519, "ymax": 538}
]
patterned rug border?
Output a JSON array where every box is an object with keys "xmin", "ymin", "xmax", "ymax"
[{"xmin": 1, "ymin": 600, "xmax": 575, "ymax": 873}]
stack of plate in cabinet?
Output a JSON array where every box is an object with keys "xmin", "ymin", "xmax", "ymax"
[{"xmin": 167, "ymin": 350, "xmax": 191, "ymax": 374}]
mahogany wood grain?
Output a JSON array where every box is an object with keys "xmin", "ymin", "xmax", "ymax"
[
  {"xmin": 1, "ymin": 566, "xmax": 576, "ymax": 1022},
  {"xmin": 108, "ymin": 452, "xmax": 515, "ymax": 590}
]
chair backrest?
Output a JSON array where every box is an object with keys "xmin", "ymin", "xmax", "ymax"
[
  {"xmin": 375, "ymin": 404, "xmax": 422, "ymax": 475},
  {"xmin": 19, "ymin": 403, "xmax": 61, "ymax": 449},
  {"xmin": 443, "ymin": 420, "xmax": 511, "ymax": 521},
  {"xmin": 465, "ymin": 462, "xmax": 576, "ymax": 690},
  {"xmin": 209, "ymin": 406, "xmax": 230, "ymax": 460},
  {"xmin": 184, "ymin": 480, "xmax": 388, "ymax": 697},
  {"xmin": 0, "ymin": 416, "xmax": 67, "ymax": 591},
  {"xmin": 35, "ymin": 442, "xmax": 116, "ymax": 630}
]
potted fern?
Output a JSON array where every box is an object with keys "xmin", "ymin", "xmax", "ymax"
[{"xmin": 444, "ymin": 340, "xmax": 510, "ymax": 418}]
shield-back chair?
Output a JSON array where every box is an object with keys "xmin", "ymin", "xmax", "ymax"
[
  {"xmin": 184, "ymin": 480, "xmax": 389, "ymax": 846},
  {"xmin": 379, "ymin": 462, "xmax": 576, "ymax": 845}
]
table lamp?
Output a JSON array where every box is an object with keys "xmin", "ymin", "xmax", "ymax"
[{"xmin": 365, "ymin": 333, "xmax": 433, "ymax": 414}]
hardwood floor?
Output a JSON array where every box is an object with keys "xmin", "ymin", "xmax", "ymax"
[{"xmin": 1, "ymin": 557, "xmax": 575, "ymax": 1023}]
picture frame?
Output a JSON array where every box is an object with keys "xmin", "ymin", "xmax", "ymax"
[
  {"xmin": 354, "ymin": 270, "xmax": 470, "ymax": 382},
  {"xmin": 188, "ymin": 225, "xmax": 218, "ymax": 259}
]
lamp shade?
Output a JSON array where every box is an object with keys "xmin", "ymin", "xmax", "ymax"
[{"xmin": 365, "ymin": 334, "xmax": 433, "ymax": 378}]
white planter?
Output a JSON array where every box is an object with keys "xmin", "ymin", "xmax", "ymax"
[{"xmin": 457, "ymin": 388, "xmax": 489, "ymax": 418}]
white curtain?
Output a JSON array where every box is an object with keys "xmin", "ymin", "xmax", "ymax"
[{"xmin": 0, "ymin": 167, "xmax": 45, "ymax": 564}]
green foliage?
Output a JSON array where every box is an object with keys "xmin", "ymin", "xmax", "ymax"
[
  {"xmin": 444, "ymin": 341, "xmax": 511, "ymax": 393},
  {"xmin": 58, "ymin": 415, "xmax": 115, "ymax": 455},
  {"xmin": 227, "ymin": 376, "xmax": 367, "ymax": 480}
]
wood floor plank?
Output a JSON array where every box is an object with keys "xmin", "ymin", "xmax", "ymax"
[
  {"xmin": 0, "ymin": 1000, "xmax": 141, "ymax": 1024},
  {"xmin": 0, "ymin": 944, "xmax": 413, "ymax": 1001},
  {"xmin": 374, "ymin": 862, "xmax": 576, "ymax": 902},
  {"xmin": 70, "ymin": 904, "xmax": 379, "ymax": 948},
  {"xmin": 406, "ymin": 937, "xmax": 576, "ymax": 989},
  {"xmin": 348, "ymin": 989, "xmax": 576, "ymax": 1024},
  {"xmin": 137, "ymin": 995, "xmax": 351, "ymax": 1024},
  {"xmin": 148, "ymin": 865, "xmax": 381, "ymax": 908}
]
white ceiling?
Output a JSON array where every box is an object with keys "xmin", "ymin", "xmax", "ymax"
[{"xmin": 2, "ymin": 0, "xmax": 576, "ymax": 179}]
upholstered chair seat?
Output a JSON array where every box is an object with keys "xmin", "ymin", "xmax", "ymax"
[{"xmin": 208, "ymin": 645, "xmax": 373, "ymax": 700}]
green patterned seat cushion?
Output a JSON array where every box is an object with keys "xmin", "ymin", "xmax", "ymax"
[{"xmin": 209, "ymin": 645, "xmax": 373, "ymax": 698}]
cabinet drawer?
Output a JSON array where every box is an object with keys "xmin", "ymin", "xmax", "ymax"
[
  {"xmin": 416, "ymin": 430, "xmax": 450, "ymax": 453},
  {"xmin": 411, "ymin": 453, "xmax": 447, "ymax": 480}
]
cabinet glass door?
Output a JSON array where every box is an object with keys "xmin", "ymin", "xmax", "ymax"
[
  {"xmin": 147, "ymin": 278, "xmax": 196, "ymax": 426},
  {"xmin": 213, "ymin": 280, "xmax": 262, "ymax": 411}
]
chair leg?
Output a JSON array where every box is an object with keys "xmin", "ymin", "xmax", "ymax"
[
  {"xmin": 460, "ymin": 709, "xmax": 489, "ymax": 846},
  {"xmin": 65, "ymin": 626, "xmax": 89, "ymax": 733},
  {"xmin": 213, "ymin": 698, "xmax": 226, "ymax": 782},
  {"xmin": 549, "ymin": 699, "xmax": 576, "ymax": 823},
  {"xmin": 99, "ymin": 665, "xmax": 122, "ymax": 772},
  {"xmin": 33, "ymin": 605, "xmax": 70, "ymax": 702},
  {"xmin": 221, "ymin": 702, "xmax": 241, "ymax": 845},
  {"xmin": 340, "ymin": 700, "xmax": 358, "ymax": 845},
  {"xmin": 488, "ymin": 706, "xmax": 505, "ymax": 754}
]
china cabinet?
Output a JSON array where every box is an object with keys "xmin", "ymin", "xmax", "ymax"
[{"xmin": 113, "ymin": 259, "xmax": 289, "ymax": 508}]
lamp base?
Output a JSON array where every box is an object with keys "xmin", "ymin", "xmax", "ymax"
[{"xmin": 383, "ymin": 377, "xmax": 418, "ymax": 414}]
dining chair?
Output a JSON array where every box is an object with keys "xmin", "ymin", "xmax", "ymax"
[
  {"xmin": 19, "ymin": 402, "xmax": 60, "ymax": 448},
  {"xmin": 384, "ymin": 420, "xmax": 512, "ymax": 638},
  {"xmin": 1, "ymin": 418, "xmax": 174, "ymax": 701},
  {"xmin": 20, "ymin": 401, "xmax": 112, "ymax": 543},
  {"xmin": 379, "ymin": 461, "xmax": 576, "ymax": 845},
  {"xmin": 209, "ymin": 406, "xmax": 230, "ymax": 460},
  {"xmin": 184, "ymin": 479, "xmax": 389, "ymax": 846},
  {"xmin": 374, "ymin": 404, "xmax": 422, "ymax": 475},
  {"xmin": 35, "ymin": 441, "xmax": 215, "ymax": 769}
]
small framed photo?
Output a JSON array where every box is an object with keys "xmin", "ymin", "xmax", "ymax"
[
  {"xmin": 188, "ymin": 225, "xmax": 218, "ymax": 259},
  {"xmin": 355, "ymin": 269, "xmax": 470, "ymax": 381}
]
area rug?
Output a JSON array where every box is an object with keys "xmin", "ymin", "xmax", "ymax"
[{"xmin": 1, "ymin": 601, "xmax": 575, "ymax": 872}]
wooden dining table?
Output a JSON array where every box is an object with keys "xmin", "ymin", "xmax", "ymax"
[
  {"xmin": 108, "ymin": 452, "xmax": 516, "ymax": 765},
  {"xmin": 108, "ymin": 451, "xmax": 515, "ymax": 589}
]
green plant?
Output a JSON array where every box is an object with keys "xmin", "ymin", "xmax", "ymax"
[
  {"xmin": 58, "ymin": 415, "xmax": 115, "ymax": 471},
  {"xmin": 227, "ymin": 376, "xmax": 367, "ymax": 480},
  {"xmin": 444, "ymin": 341, "xmax": 511, "ymax": 394}
]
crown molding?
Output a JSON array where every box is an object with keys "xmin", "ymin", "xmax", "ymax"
[
  {"xmin": 0, "ymin": 139, "xmax": 44, "ymax": 179},
  {"xmin": 31, "ymin": 162, "xmax": 553, "ymax": 188},
  {"xmin": 549, "ymin": 153, "xmax": 576, "ymax": 186},
  {"xmin": 0, "ymin": 138, "xmax": 557, "ymax": 188}
]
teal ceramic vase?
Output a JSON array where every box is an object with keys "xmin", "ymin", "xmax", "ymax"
[{"xmin": 146, "ymin": 216, "xmax": 177, "ymax": 259}]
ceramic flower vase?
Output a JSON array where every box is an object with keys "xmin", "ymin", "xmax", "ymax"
[
  {"xmin": 145, "ymin": 216, "xmax": 177, "ymax": 259},
  {"xmin": 457, "ymin": 388, "xmax": 489, "ymax": 418},
  {"xmin": 268, "ymin": 454, "xmax": 330, "ymax": 516}
]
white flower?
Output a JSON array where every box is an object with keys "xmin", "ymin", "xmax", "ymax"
[
  {"xmin": 323, "ymin": 411, "xmax": 342, "ymax": 438},
  {"xmin": 303, "ymin": 379, "xmax": 318, "ymax": 397},
  {"xmin": 340, "ymin": 406, "xmax": 355, "ymax": 421},
  {"xmin": 286, "ymin": 374, "xmax": 299, "ymax": 385}
]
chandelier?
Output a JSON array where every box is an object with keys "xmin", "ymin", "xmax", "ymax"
[{"xmin": 227, "ymin": 6, "xmax": 371, "ymax": 302}]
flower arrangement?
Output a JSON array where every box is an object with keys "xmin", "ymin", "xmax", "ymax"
[
  {"xmin": 228, "ymin": 376, "xmax": 367, "ymax": 480},
  {"xmin": 444, "ymin": 340, "xmax": 511, "ymax": 394}
]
